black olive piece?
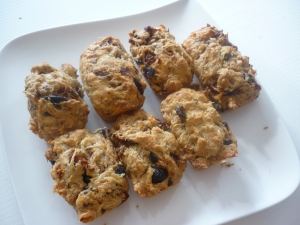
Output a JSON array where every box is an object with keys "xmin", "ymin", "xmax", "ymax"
[
  {"xmin": 224, "ymin": 53, "xmax": 231, "ymax": 61},
  {"xmin": 212, "ymin": 103, "xmax": 219, "ymax": 110},
  {"xmin": 175, "ymin": 106, "xmax": 186, "ymax": 121},
  {"xmin": 97, "ymin": 128, "xmax": 107, "ymax": 138},
  {"xmin": 133, "ymin": 57, "xmax": 144, "ymax": 64},
  {"xmin": 50, "ymin": 160, "xmax": 55, "ymax": 165},
  {"xmin": 222, "ymin": 122, "xmax": 229, "ymax": 131},
  {"xmin": 44, "ymin": 95, "xmax": 69, "ymax": 103},
  {"xmin": 168, "ymin": 179, "xmax": 173, "ymax": 186},
  {"xmin": 223, "ymin": 139, "xmax": 233, "ymax": 145},
  {"xmin": 82, "ymin": 171, "xmax": 92, "ymax": 184},
  {"xmin": 150, "ymin": 152, "xmax": 158, "ymax": 164},
  {"xmin": 115, "ymin": 164, "xmax": 126, "ymax": 175},
  {"xmin": 143, "ymin": 67, "xmax": 155, "ymax": 78},
  {"xmin": 223, "ymin": 90, "xmax": 240, "ymax": 96},
  {"xmin": 133, "ymin": 78, "xmax": 144, "ymax": 95},
  {"xmin": 152, "ymin": 167, "xmax": 168, "ymax": 184}
]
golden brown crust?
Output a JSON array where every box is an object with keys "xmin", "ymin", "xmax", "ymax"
[
  {"xmin": 129, "ymin": 24, "xmax": 194, "ymax": 96},
  {"xmin": 80, "ymin": 36, "xmax": 146, "ymax": 122},
  {"xmin": 160, "ymin": 88, "xmax": 238, "ymax": 169},
  {"xmin": 182, "ymin": 24, "xmax": 261, "ymax": 110},
  {"xmin": 45, "ymin": 129, "xmax": 129, "ymax": 223},
  {"xmin": 109, "ymin": 109, "xmax": 187, "ymax": 197},
  {"xmin": 24, "ymin": 62, "xmax": 89, "ymax": 141}
]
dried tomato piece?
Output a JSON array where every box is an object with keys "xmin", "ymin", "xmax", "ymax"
[
  {"xmin": 120, "ymin": 68, "xmax": 131, "ymax": 76},
  {"xmin": 175, "ymin": 106, "xmax": 186, "ymax": 122},
  {"xmin": 94, "ymin": 70, "xmax": 107, "ymax": 76},
  {"xmin": 145, "ymin": 52, "xmax": 156, "ymax": 64}
]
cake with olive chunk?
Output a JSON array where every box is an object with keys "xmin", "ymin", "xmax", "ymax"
[
  {"xmin": 109, "ymin": 109, "xmax": 187, "ymax": 197},
  {"xmin": 161, "ymin": 88, "xmax": 238, "ymax": 169},
  {"xmin": 129, "ymin": 24, "xmax": 194, "ymax": 96},
  {"xmin": 80, "ymin": 36, "xmax": 146, "ymax": 122},
  {"xmin": 24, "ymin": 62, "xmax": 89, "ymax": 141},
  {"xmin": 45, "ymin": 129, "xmax": 130, "ymax": 223},
  {"xmin": 182, "ymin": 24, "xmax": 261, "ymax": 111}
]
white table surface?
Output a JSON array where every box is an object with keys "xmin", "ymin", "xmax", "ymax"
[{"xmin": 1, "ymin": 0, "xmax": 300, "ymax": 224}]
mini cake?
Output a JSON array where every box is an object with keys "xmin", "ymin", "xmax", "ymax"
[
  {"xmin": 129, "ymin": 24, "xmax": 194, "ymax": 96},
  {"xmin": 109, "ymin": 109, "xmax": 187, "ymax": 197},
  {"xmin": 45, "ymin": 129, "xmax": 129, "ymax": 223},
  {"xmin": 80, "ymin": 36, "xmax": 146, "ymax": 122},
  {"xmin": 24, "ymin": 62, "xmax": 89, "ymax": 141},
  {"xmin": 161, "ymin": 88, "xmax": 238, "ymax": 169},
  {"xmin": 182, "ymin": 24, "xmax": 261, "ymax": 111}
]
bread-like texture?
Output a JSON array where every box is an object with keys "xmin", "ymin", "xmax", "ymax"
[
  {"xmin": 24, "ymin": 62, "xmax": 89, "ymax": 141},
  {"xmin": 45, "ymin": 129, "xmax": 129, "ymax": 223},
  {"xmin": 80, "ymin": 36, "xmax": 146, "ymax": 122},
  {"xmin": 110, "ymin": 109, "xmax": 187, "ymax": 197},
  {"xmin": 129, "ymin": 24, "xmax": 194, "ymax": 96},
  {"xmin": 182, "ymin": 24, "xmax": 261, "ymax": 111},
  {"xmin": 161, "ymin": 88, "xmax": 238, "ymax": 169}
]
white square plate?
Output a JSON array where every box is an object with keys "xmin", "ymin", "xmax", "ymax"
[{"xmin": 0, "ymin": 0, "xmax": 299, "ymax": 224}]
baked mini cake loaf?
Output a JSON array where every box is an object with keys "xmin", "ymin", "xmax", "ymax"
[
  {"xmin": 129, "ymin": 24, "xmax": 194, "ymax": 96},
  {"xmin": 161, "ymin": 88, "xmax": 238, "ymax": 169},
  {"xmin": 182, "ymin": 24, "xmax": 261, "ymax": 111},
  {"xmin": 80, "ymin": 36, "xmax": 146, "ymax": 122},
  {"xmin": 109, "ymin": 109, "xmax": 186, "ymax": 197},
  {"xmin": 45, "ymin": 129, "xmax": 129, "ymax": 223},
  {"xmin": 24, "ymin": 62, "xmax": 89, "ymax": 141}
]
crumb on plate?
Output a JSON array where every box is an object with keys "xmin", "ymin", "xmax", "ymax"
[{"xmin": 221, "ymin": 160, "xmax": 234, "ymax": 168}]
